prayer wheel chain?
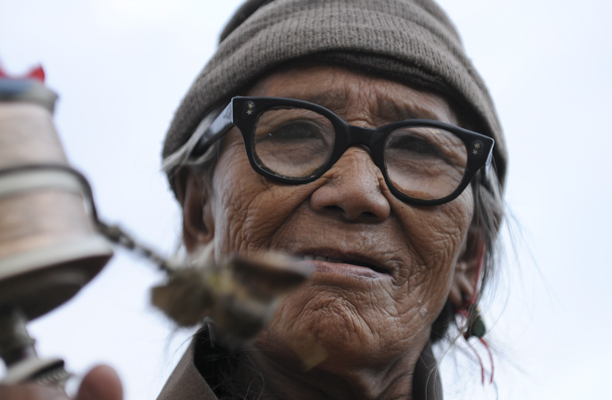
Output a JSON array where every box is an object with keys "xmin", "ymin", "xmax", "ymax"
[{"xmin": 97, "ymin": 221, "xmax": 174, "ymax": 273}]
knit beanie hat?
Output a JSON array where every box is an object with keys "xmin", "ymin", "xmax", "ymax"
[{"xmin": 162, "ymin": 0, "xmax": 507, "ymax": 189}]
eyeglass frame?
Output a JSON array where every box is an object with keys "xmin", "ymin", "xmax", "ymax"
[{"xmin": 189, "ymin": 96, "xmax": 494, "ymax": 206}]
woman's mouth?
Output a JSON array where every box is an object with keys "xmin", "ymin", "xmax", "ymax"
[{"xmin": 297, "ymin": 252, "xmax": 392, "ymax": 278}]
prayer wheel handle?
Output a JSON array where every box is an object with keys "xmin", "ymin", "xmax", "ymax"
[{"xmin": 0, "ymin": 66, "xmax": 113, "ymax": 387}]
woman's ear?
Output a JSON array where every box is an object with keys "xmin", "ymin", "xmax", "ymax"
[
  {"xmin": 174, "ymin": 167, "xmax": 214, "ymax": 253},
  {"xmin": 448, "ymin": 226, "xmax": 486, "ymax": 310}
]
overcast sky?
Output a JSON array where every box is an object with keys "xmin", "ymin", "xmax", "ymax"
[{"xmin": 0, "ymin": 1, "xmax": 610, "ymax": 399}]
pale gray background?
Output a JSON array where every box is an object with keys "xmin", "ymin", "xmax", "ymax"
[{"xmin": 0, "ymin": 0, "xmax": 610, "ymax": 399}]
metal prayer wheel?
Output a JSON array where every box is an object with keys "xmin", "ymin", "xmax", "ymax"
[{"xmin": 0, "ymin": 68, "xmax": 113, "ymax": 385}]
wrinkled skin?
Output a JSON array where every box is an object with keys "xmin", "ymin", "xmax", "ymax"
[
  {"xmin": 0, "ymin": 65, "xmax": 481, "ymax": 400},
  {"xmin": 180, "ymin": 64, "xmax": 482, "ymax": 400}
]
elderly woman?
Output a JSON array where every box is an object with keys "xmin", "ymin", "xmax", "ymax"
[{"xmin": 2, "ymin": 0, "xmax": 506, "ymax": 399}]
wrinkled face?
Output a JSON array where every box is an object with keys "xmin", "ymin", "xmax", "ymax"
[{"xmin": 202, "ymin": 65, "xmax": 474, "ymax": 371}]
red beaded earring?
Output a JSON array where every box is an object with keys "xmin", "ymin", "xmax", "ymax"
[{"xmin": 456, "ymin": 244, "xmax": 494, "ymax": 385}]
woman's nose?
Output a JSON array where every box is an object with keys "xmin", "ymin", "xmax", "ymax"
[{"xmin": 310, "ymin": 147, "xmax": 391, "ymax": 221}]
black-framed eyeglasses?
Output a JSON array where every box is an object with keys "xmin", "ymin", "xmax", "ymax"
[{"xmin": 189, "ymin": 96, "xmax": 494, "ymax": 206}]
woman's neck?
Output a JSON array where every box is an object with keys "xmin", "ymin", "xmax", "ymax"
[{"xmin": 233, "ymin": 341, "xmax": 442, "ymax": 400}]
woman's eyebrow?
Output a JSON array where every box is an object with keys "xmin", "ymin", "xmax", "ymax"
[
  {"xmin": 289, "ymin": 92, "xmax": 445, "ymax": 122},
  {"xmin": 378, "ymin": 99, "xmax": 441, "ymax": 121},
  {"xmin": 300, "ymin": 92, "xmax": 346, "ymax": 109}
]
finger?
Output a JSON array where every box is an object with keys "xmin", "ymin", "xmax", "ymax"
[
  {"xmin": 76, "ymin": 365, "xmax": 122, "ymax": 400},
  {"xmin": 0, "ymin": 383, "xmax": 67, "ymax": 400}
]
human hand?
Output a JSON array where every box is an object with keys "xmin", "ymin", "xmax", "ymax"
[{"xmin": 0, "ymin": 365, "xmax": 122, "ymax": 400}]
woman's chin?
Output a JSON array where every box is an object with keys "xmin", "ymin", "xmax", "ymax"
[{"xmin": 255, "ymin": 287, "xmax": 414, "ymax": 372}]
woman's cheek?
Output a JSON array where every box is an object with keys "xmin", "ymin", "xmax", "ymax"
[
  {"xmin": 391, "ymin": 193, "xmax": 474, "ymax": 321},
  {"xmin": 211, "ymin": 159, "xmax": 309, "ymax": 255}
]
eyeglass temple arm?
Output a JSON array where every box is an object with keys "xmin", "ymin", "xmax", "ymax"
[
  {"xmin": 190, "ymin": 102, "xmax": 234, "ymax": 157},
  {"xmin": 479, "ymin": 142, "xmax": 498, "ymax": 193}
]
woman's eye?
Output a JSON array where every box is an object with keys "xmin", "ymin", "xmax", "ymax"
[
  {"xmin": 388, "ymin": 135, "xmax": 442, "ymax": 157},
  {"xmin": 258, "ymin": 122, "xmax": 321, "ymax": 142}
]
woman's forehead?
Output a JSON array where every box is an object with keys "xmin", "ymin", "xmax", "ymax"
[{"xmin": 246, "ymin": 63, "xmax": 459, "ymax": 125}]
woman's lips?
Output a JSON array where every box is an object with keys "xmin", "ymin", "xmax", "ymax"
[{"xmin": 297, "ymin": 253, "xmax": 392, "ymax": 279}]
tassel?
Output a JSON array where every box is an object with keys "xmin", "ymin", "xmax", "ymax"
[
  {"xmin": 461, "ymin": 305, "xmax": 494, "ymax": 385},
  {"xmin": 478, "ymin": 337, "xmax": 494, "ymax": 384}
]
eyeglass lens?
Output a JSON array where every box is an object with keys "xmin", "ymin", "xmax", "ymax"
[
  {"xmin": 384, "ymin": 128, "xmax": 466, "ymax": 200},
  {"xmin": 251, "ymin": 107, "xmax": 468, "ymax": 201}
]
